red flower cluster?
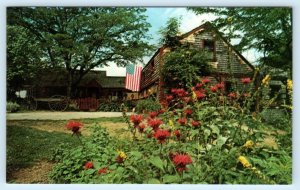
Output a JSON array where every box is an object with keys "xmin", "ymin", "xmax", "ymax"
[
  {"xmin": 173, "ymin": 129, "xmax": 181, "ymax": 140},
  {"xmin": 202, "ymin": 77, "xmax": 211, "ymax": 84},
  {"xmin": 171, "ymin": 88, "xmax": 188, "ymax": 97},
  {"xmin": 177, "ymin": 117, "xmax": 187, "ymax": 126},
  {"xmin": 149, "ymin": 111, "xmax": 158, "ymax": 119},
  {"xmin": 216, "ymin": 82, "xmax": 225, "ymax": 90},
  {"xmin": 210, "ymin": 85, "xmax": 218, "ymax": 92},
  {"xmin": 228, "ymin": 92, "xmax": 237, "ymax": 98},
  {"xmin": 166, "ymin": 95, "xmax": 174, "ymax": 101},
  {"xmin": 130, "ymin": 114, "xmax": 143, "ymax": 126},
  {"xmin": 66, "ymin": 120, "xmax": 83, "ymax": 134},
  {"xmin": 154, "ymin": 129, "xmax": 170, "ymax": 143},
  {"xmin": 84, "ymin": 161, "xmax": 94, "ymax": 169},
  {"xmin": 98, "ymin": 167, "xmax": 108, "ymax": 175},
  {"xmin": 184, "ymin": 108, "xmax": 193, "ymax": 116},
  {"xmin": 138, "ymin": 124, "xmax": 146, "ymax": 133},
  {"xmin": 148, "ymin": 118, "xmax": 163, "ymax": 131},
  {"xmin": 195, "ymin": 83, "xmax": 203, "ymax": 88},
  {"xmin": 241, "ymin": 77, "xmax": 251, "ymax": 84},
  {"xmin": 191, "ymin": 120, "xmax": 201, "ymax": 127},
  {"xmin": 172, "ymin": 153, "xmax": 193, "ymax": 172},
  {"xmin": 194, "ymin": 91, "xmax": 206, "ymax": 100}
]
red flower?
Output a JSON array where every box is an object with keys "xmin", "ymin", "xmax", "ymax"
[
  {"xmin": 148, "ymin": 118, "xmax": 163, "ymax": 131},
  {"xmin": 177, "ymin": 117, "xmax": 187, "ymax": 126},
  {"xmin": 66, "ymin": 120, "xmax": 83, "ymax": 134},
  {"xmin": 154, "ymin": 129, "xmax": 170, "ymax": 143},
  {"xmin": 130, "ymin": 114, "xmax": 143, "ymax": 126},
  {"xmin": 210, "ymin": 85, "xmax": 218, "ymax": 92},
  {"xmin": 149, "ymin": 111, "xmax": 158, "ymax": 119},
  {"xmin": 191, "ymin": 120, "xmax": 201, "ymax": 127},
  {"xmin": 194, "ymin": 91, "xmax": 206, "ymax": 100},
  {"xmin": 228, "ymin": 92, "xmax": 237, "ymax": 98},
  {"xmin": 98, "ymin": 167, "xmax": 108, "ymax": 175},
  {"xmin": 196, "ymin": 83, "xmax": 203, "ymax": 89},
  {"xmin": 158, "ymin": 109, "xmax": 166, "ymax": 114},
  {"xmin": 184, "ymin": 108, "xmax": 193, "ymax": 116},
  {"xmin": 84, "ymin": 161, "xmax": 94, "ymax": 169},
  {"xmin": 172, "ymin": 153, "xmax": 193, "ymax": 172},
  {"xmin": 172, "ymin": 88, "xmax": 188, "ymax": 97},
  {"xmin": 183, "ymin": 97, "xmax": 191, "ymax": 103},
  {"xmin": 216, "ymin": 82, "xmax": 225, "ymax": 90},
  {"xmin": 116, "ymin": 156, "xmax": 124, "ymax": 164},
  {"xmin": 166, "ymin": 95, "xmax": 174, "ymax": 101},
  {"xmin": 241, "ymin": 77, "xmax": 251, "ymax": 84},
  {"xmin": 138, "ymin": 124, "xmax": 146, "ymax": 133},
  {"xmin": 202, "ymin": 77, "xmax": 211, "ymax": 84},
  {"xmin": 173, "ymin": 129, "xmax": 181, "ymax": 140}
]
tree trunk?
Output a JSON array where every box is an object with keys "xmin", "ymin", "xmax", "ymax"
[{"xmin": 67, "ymin": 71, "xmax": 72, "ymax": 99}]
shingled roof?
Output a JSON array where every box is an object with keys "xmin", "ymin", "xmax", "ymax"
[{"xmin": 33, "ymin": 69, "xmax": 125, "ymax": 88}]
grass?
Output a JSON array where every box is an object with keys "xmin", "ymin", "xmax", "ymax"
[
  {"xmin": 7, "ymin": 125, "xmax": 78, "ymax": 171},
  {"xmin": 6, "ymin": 117, "xmax": 127, "ymax": 172}
]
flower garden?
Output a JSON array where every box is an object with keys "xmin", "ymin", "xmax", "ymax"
[{"xmin": 50, "ymin": 76, "xmax": 292, "ymax": 184}]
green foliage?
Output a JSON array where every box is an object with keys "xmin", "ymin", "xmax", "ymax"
[
  {"xmin": 7, "ymin": 25, "xmax": 45, "ymax": 98},
  {"xmin": 7, "ymin": 125, "xmax": 78, "ymax": 171},
  {"xmin": 6, "ymin": 102, "xmax": 20, "ymax": 113},
  {"xmin": 135, "ymin": 99, "xmax": 161, "ymax": 113},
  {"xmin": 98, "ymin": 102, "xmax": 122, "ymax": 112},
  {"xmin": 7, "ymin": 7, "xmax": 153, "ymax": 97},
  {"xmin": 159, "ymin": 17, "xmax": 182, "ymax": 47},
  {"xmin": 162, "ymin": 44, "xmax": 210, "ymax": 88}
]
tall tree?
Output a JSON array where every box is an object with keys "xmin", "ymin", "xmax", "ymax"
[
  {"xmin": 7, "ymin": 25, "xmax": 46, "ymax": 100},
  {"xmin": 158, "ymin": 17, "xmax": 182, "ymax": 48},
  {"xmin": 7, "ymin": 7, "xmax": 152, "ymax": 97},
  {"xmin": 189, "ymin": 7, "xmax": 292, "ymax": 77}
]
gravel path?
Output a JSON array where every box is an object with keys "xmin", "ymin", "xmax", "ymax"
[{"xmin": 6, "ymin": 111, "xmax": 132, "ymax": 120}]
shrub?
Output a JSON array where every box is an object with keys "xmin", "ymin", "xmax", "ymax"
[
  {"xmin": 135, "ymin": 99, "xmax": 161, "ymax": 113},
  {"xmin": 98, "ymin": 102, "xmax": 121, "ymax": 112},
  {"xmin": 6, "ymin": 101, "xmax": 20, "ymax": 112}
]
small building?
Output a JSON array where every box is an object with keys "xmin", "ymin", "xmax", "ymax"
[
  {"xmin": 140, "ymin": 22, "xmax": 255, "ymax": 100},
  {"xmin": 26, "ymin": 69, "xmax": 127, "ymax": 102}
]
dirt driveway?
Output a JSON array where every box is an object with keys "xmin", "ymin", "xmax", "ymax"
[{"xmin": 7, "ymin": 111, "xmax": 133, "ymax": 120}]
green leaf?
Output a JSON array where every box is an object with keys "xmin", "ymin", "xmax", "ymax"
[
  {"xmin": 163, "ymin": 175, "xmax": 180, "ymax": 183},
  {"xmin": 210, "ymin": 124, "xmax": 220, "ymax": 135},
  {"xmin": 149, "ymin": 156, "xmax": 165, "ymax": 172},
  {"xmin": 130, "ymin": 151, "xmax": 143, "ymax": 159},
  {"xmin": 216, "ymin": 136, "xmax": 228, "ymax": 148},
  {"xmin": 86, "ymin": 169, "xmax": 96, "ymax": 175},
  {"xmin": 147, "ymin": 178, "xmax": 161, "ymax": 184}
]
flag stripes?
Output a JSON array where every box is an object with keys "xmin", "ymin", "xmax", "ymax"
[{"xmin": 125, "ymin": 64, "xmax": 142, "ymax": 92}]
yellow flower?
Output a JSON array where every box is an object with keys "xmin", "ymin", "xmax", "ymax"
[
  {"xmin": 262, "ymin": 75, "xmax": 271, "ymax": 86},
  {"xmin": 243, "ymin": 140, "xmax": 254, "ymax": 149},
  {"xmin": 117, "ymin": 150, "xmax": 127, "ymax": 159},
  {"xmin": 227, "ymin": 16, "xmax": 233, "ymax": 22},
  {"xmin": 287, "ymin": 79, "xmax": 292, "ymax": 91},
  {"xmin": 168, "ymin": 120, "xmax": 174, "ymax": 128},
  {"xmin": 192, "ymin": 91, "xmax": 197, "ymax": 101},
  {"xmin": 238, "ymin": 156, "xmax": 251, "ymax": 168}
]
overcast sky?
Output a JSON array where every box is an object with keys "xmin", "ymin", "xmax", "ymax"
[{"xmin": 98, "ymin": 8, "xmax": 259, "ymax": 76}]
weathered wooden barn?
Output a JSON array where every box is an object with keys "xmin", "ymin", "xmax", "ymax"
[
  {"xmin": 30, "ymin": 69, "xmax": 127, "ymax": 102},
  {"xmin": 140, "ymin": 22, "xmax": 255, "ymax": 100}
]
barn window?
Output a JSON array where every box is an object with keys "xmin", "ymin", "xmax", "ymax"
[
  {"xmin": 202, "ymin": 39, "xmax": 216, "ymax": 61},
  {"xmin": 203, "ymin": 39, "xmax": 215, "ymax": 51}
]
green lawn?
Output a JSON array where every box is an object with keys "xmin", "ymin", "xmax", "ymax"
[{"xmin": 6, "ymin": 117, "xmax": 126, "ymax": 173}]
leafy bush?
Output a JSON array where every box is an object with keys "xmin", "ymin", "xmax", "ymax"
[
  {"xmin": 6, "ymin": 101, "xmax": 20, "ymax": 112},
  {"xmin": 50, "ymin": 77, "xmax": 292, "ymax": 184},
  {"xmin": 98, "ymin": 102, "xmax": 121, "ymax": 112},
  {"xmin": 135, "ymin": 99, "xmax": 161, "ymax": 113}
]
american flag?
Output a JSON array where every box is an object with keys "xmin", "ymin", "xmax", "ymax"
[{"xmin": 125, "ymin": 64, "xmax": 142, "ymax": 92}]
